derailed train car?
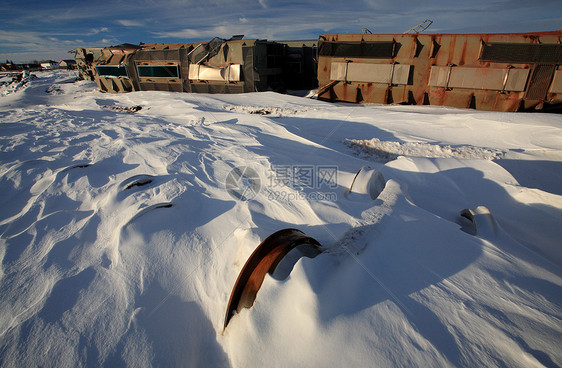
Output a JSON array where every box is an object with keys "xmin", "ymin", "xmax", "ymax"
[
  {"xmin": 316, "ymin": 31, "xmax": 562, "ymax": 112},
  {"xmin": 73, "ymin": 37, "xmax": 317, "ymax": 94},
  {"xmin": 74, "ymin": 31, "xmax": 562, "ymax": 112}
]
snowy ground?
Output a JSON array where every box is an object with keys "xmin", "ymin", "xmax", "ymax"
[{"xmin": 1, "ymin": 70, "xmax": 561, "ymax": 367}]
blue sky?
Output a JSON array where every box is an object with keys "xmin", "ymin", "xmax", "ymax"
[{"xmin": 1, "ymin": 0, "xmax": 561, "ymax": 63}]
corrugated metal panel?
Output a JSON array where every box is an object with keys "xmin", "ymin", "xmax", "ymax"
[
  {"xmin": 536, "ymin": 44, "xmax": 562, "ymax": 63},
  {"xmin": 526, "ymin": 64, "xmax": 556, "ymax": 100},
  {"xmin": 319, "ymin": 41, "xmax": 395, "ymax": 58},
  {"xmin": 480, "ymin": 43, "xmax": 562, "ymax": 63},
  {"xmin": 549, "ymin": 70, "xmax": 562, "ymax": 94},
  {"xmin": 429, "ymin": 66, "xmax": 529, "ymax": 91},
  {"xmin": 135, "ymin": 49, "xmax": 181, "ymax": 61},
  {"xmin": 330, "ymin": 62, "xmax": 410, "ymax": 84}
]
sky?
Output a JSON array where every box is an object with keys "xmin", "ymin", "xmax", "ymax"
[{"xmin": 1, "ymin": 0, "xmax": 561, "ymax": 63}]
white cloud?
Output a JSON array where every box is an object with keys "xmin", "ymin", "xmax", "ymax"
[
  {"xmin": 0, "ymin": 30, "xmax": 121, "ymax": 63},
  {"xmin": 89, "ymin": 27, "xmax": 109, "ymax": 35},
  {"xmin": 153, "ymin": 28, "xmax": 205, "ymax": 39},
  {"xmin": 118, "ymin": 19, "xmax": 143, "ymax": 27},
  {"xmin": 0, "ymin": 30, "xmax": 44, "ymax": 45},
  {"xmin": 0, "ymin": 50, "xmax": 72, "ymax": 63},
  {"xmin": 100, "ymin": 38, "xmax": 118, "ymax": 44}
]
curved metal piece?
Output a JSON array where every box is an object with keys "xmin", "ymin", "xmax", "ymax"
[
  {"xmin": 347, "ymin": 166, "xmax": 386, "ymax": 200},
  {"xmin": 348, "ymin": 166, "xmax": 370, "ymax": 194},
  {"xmin": 224, "ymin": 228, "xmax": 322, "ymax": 329}
]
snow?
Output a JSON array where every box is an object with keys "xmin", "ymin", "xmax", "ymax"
[
  {"xmin": 346, "ymin": 138, "xmax": 505, "ymax": 161},
  {"xmin": 1, "ymin": 70, "xmax": 561, "ymax": 367}
]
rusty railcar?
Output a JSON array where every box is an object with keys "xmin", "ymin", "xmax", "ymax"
[
  {"xmin": 317, "ymin": 31, "xmax": 562, "ymax": 112},
  {"xmin": 75, "ymin": 37, "xmax": 317, "ymax": 94}
]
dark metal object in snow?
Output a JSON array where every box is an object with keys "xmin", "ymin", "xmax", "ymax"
[
  {"xmin": 224, "ymin": 228, "xmax": 322, "ymax": 329},
  {"xmin": 459, "ymin": 206, "xmax": 498, "ymax": 237}
]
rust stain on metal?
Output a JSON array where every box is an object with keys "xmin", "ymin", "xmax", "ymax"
[
  {"xmin": 317, "ymin": 30, "xmax": 562, "ymax": 112},
  {"xmin": 458, "ymin": 39, "xmax": 468, "ymax": 66}
]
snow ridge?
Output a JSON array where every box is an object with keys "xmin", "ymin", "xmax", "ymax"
[{"xmin": 346, "ymin": 137, "xmax": 506, "ymax": 162}]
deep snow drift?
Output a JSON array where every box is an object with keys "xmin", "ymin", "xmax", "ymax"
[{"xmin": 1, "ymin": 70, "xmax": 561, "ymax": 367}]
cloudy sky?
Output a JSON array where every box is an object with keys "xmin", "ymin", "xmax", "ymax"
[{"xmin": 2, "ymin": 0, "xmax": 561, "ymax": 63}]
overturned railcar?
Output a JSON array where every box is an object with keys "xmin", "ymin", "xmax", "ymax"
[
  {"xmin": 75, "ymin": 37, "xmax": 317, "ymax": 94},
  {"xmin": 317, "ymin": 31, "xmax": 562, "ymax": 112}
]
